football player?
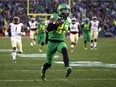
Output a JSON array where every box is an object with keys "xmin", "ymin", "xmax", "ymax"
[
  {"xmin": 69, "ymin": 17, "xmax": 81, "ymax": 52},
  {"xmin": 28, "ymin": 17, "xmax": 38, "ymax": 47},
  {"xmin": 89, "ymin": 16, "xmax": 100, "ymax": 50},
  {"xmin": 8, "ymin": 16, "xmax": 25, "ymax": 63},
  {"xmin": 37, "ymin": 18, "xmax": 47, "ymax": 52},
  {"xmin": 41, "ymin": 4, "xmax": 72, "ymax": 81},
  {"xmin": 81, "ymin": 18, "xmax": 90, "ymax": 49}
]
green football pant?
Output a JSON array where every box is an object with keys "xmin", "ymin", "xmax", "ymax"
[
  {"xmin": 46, "ymin": 41, "xmax": 67, "ymax": 64},
  {"xmin": 37, "ymin": 34, "xmax": 46, "ymax": 44},
  {"xmin": 83, "ymin": 32, "xmax": 90, "ymax": 42}
]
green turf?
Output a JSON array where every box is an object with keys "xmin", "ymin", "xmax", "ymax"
[{"xmin": 0, "ymin": 37, "xmax": 116, "ymax": 87}]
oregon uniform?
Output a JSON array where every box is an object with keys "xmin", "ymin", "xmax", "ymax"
[
  {"xmin": 47, "ymin": 14, "xmax": 70, "ymax": 63},
  {"xmin": 82, "ymin": 18, "xmax": 90, "ymax": 49},
  {"xmin": 41, "ymin": 4, "xmax": 72, "ymax": 81},
  {"xmin": 37, "ymin": 18, "xmax": 46, "ymax": 52}
]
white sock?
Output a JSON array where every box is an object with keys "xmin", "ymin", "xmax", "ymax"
[
  {"xmin": 71, "ymin": 44, "xmax": 74, "ymax": 49},
  {"xmin": 30, "ymin": 42, "xmax": 33, "ymax": 46},
  {"xmin": 71, "ymin": 44, "xmax": 74, "ymax": 48},
  {"xmin": 18, "ymin": 42, "xmax": 23, "ymax": 52},
  {"xmin": 12, "ymin": 50, "xmax": 16, "ymax": 60},
  {"xmin": 94, "ymin": 42, "xmax": 97, "ymax": 48},
  {"xmin": 90, "ymin": 43, "xmax": 93, "ymax": 47},
  {"xmin": 33, "ymin": 40, "xmax": 36, "ymax": 45}
]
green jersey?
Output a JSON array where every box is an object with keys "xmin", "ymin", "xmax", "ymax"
[
  {"xmin": 83, "ymin": 23, "xmax": 89, "ymax": 32},
  {"xmin": 38, "ymin": 23, "xmax": 46, "ymax": 34},
  {"xmin": 48, "ymin": 14, "xmax": 70, "ymax": 41}
]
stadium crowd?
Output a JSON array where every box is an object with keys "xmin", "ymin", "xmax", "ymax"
[{"xmin": 0, "ymin": 0, "xmax": 116, "ymax": 37}]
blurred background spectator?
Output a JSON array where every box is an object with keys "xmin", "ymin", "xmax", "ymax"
[{"xmin": 0, "ymin": 0, "xmax": 116, "ymax": 37}]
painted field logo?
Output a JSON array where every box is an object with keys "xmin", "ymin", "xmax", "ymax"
[{"xmin": 54, "ymin": 61, "xmax": 116, "ymax": 68}]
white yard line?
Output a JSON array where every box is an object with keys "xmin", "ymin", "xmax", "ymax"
[
  {"xmin": 0, "ymin": 69, "xmax": 114, "ymax": 72},
  {"xmin": 0, "ymin": 78, "xmax": 116, "ymax": 82}
]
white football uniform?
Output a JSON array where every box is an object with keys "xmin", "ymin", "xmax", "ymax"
[
  {"xmin": 28, "ymin": 21, "xmax": 38, "ymax": 39},
  {"xmin": 69, "ymin": 22, "xmax": 80, "ymax": 43},
  {"xmin": 10, "ymin": 23, "xmax": 24, "ymax": 52},
  {"xmin": 90, "ymin": 20, "xmax": 99, "ymax": 40}
]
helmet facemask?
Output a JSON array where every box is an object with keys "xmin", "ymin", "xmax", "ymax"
[
  {"xmin": 71, "ymin": 18, "xmax": 76, "ymax": 24},
  {"xmin": 39, "ymin": 18, "xmax": 45, "ymax": 24},
  {"xmin": 57, "ymin": 4, "xmax": 70, "ymax": 20},
  {"xmin": 13, "ymin": 17, "xmax": 20, "ymax": 24}
]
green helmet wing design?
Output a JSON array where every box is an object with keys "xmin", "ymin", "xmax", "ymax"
[
  {"xmin": 57, "ymin": 4, "xmax": 70, "ymax": 18},
  {"xmin": 84, "ymin": 18, "xmax": 89, "ymax": 23},
  {"xmin": 39, "ymin": 18, "xmax": 45, "ymax": 21}
]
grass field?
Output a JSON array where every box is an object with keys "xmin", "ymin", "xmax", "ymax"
[{"xmin": 0, "ymin": 37, "xmax": 116, "ymax": 87}]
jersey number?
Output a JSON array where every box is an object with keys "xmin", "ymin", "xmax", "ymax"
[
  {"xmin": 15, "ymin": 27, "xmax": 17, "ymax": 31},
  {"xmin": 56, "ymin": 24, "xmax": 68, "ymax": 34}
]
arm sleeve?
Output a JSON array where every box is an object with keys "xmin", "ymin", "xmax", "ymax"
[
  {"xmin": 98, "ymin": 21, "xmax": 100, "ymax": 29},
  {"xmin": 81, "ymin": 24, "xmax": 84, "ymax": 28},
  {"xmin": 27, "ymin": 22, "xmax": 30, "ymax": 27},
  {"xmin": 47, "ymin": 23, "xmax": 57, "ymax": 32},
  {"xmin": 78, "ymin": 23, "xmax": 81, "ymax": 30},
  {"xmin": 89, "ymin": 22, "xmax": 91, "ymax": 29},
  {"xmin": 7, "ymin": 25, "xmax": 11, "ymax": 37}
]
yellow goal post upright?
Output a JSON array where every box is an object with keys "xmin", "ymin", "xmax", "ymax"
[{"xmin": 27, "ymin": 0, "xmax": 71, "ymax": 20}]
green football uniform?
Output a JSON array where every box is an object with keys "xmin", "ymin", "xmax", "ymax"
[
  {"xmin": 46, "ymin": 14, "xmax": 70, "ymax": 64},
  {"xmin": 82, "ymin": 23, "xmax": 90, "ymax": 42},
  {"xmin": 37, "ymin": 22, "xmax": 46, "ymax": 44},
  {"xmin": 41, "ymin": 4, "xmax": 72, "ymax": 81}
]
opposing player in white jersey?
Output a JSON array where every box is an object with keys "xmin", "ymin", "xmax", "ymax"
[
  {"xmin": 8, "ymin": 16, "xmax": 25, "ymax": 63},
  {"xmin": 28, "ymin": 18, "xmax": 38, "ymax": 46},
  {"xmin": 69, "ymin": 17, "xmax": 81, "ymax": 52},
  {"xmin": 89, "ymin": 16, "xmax": 100, "ymax": 50}
]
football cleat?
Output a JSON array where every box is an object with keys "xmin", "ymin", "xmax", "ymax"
[
  {"xmin": 66, "ymin": 67, "xmax": 72, "ymax": 77},
  {"xmin": 17, "ymin": 51, "xmax": 23, "ymax": 54},
  {"xmin": 30, "ymin": 42, "xmax": 33, "ymax": 47},
  {"xmin": 94, "ymin": 47, "xmax": 97, "ymax": 50},
  {"xmin": 70, "ymin": 49, "xmax": 74, "ymax": 52},
  {"xmin": 41, "ymin": 67, "xmax": 46, "ymax": 81},
  {"xmin": 90, "ymin": 47, "xmax": 93, "ymax": 50},
  {"xmin": 39, "ymin": 49, "xmax": 42, "ymax": 52},
  {"xmin": 33, "ymin": 41, "xmax": 36, "ymax": 45},
  {"xmin": 13, "ymin": 60, "xmax": 16, "ymax": 64}
]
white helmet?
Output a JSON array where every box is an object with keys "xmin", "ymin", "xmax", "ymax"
[
  {"xmin": 31, "ymin": 18, "xmax": 35, "ymax": 21},
  {"xmin": 72, "ymin": 17, "xmax": 76, "ymax": 21},
  {"xmin": 72, "ymin": 17, "xmax": 76, "ymax": 24},
  {"xmin": 13, "ymin": 16, "xmax": 20, "ymax": 23},
  {"xmin": 92, "ymin": 16, "xmax": 97, "ymax": 20}
]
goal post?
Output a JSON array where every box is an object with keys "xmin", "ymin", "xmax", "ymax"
[{"xmin": 27, "ymin": 0, "xmax": 71, "ymax": 20}]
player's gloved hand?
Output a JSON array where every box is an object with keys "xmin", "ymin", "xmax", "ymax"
[{"xmin": 55, "ymin": 17, "xmax": 64, "ymax": 26}]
